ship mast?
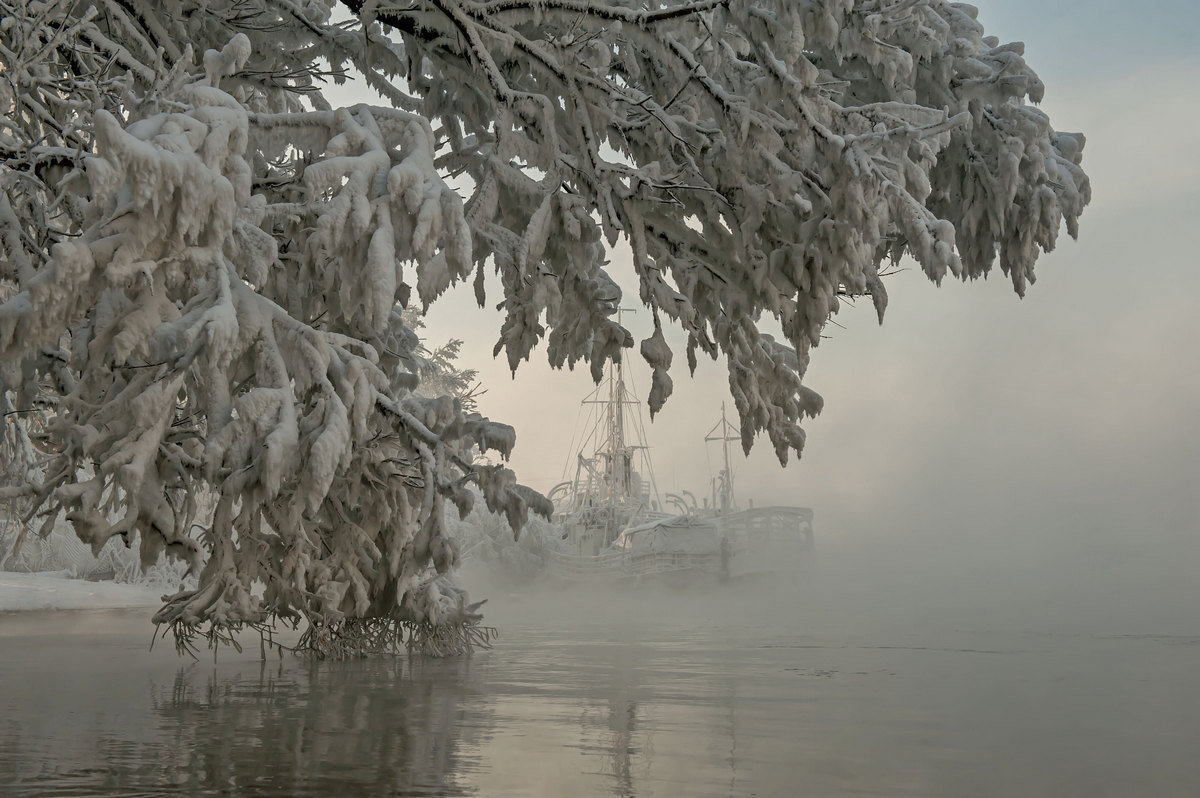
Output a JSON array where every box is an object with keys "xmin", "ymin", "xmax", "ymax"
[
  {"xmin": 547, "ymin": 309, "xmax": 664, "ymax": 549},
  {"xmin": 705, "ymin": 403, "xmax": 740, "ymax": 515},
  {"xmin": 607, "ymin": 356, "xmax": 626, "ymax": 501}
]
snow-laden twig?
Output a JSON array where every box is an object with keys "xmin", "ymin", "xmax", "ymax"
[{"xmin": 0, "ymin": 0, "xmax": 1089, "ymax": 652}]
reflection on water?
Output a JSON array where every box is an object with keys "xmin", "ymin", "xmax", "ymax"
[
  {"xmin": 3, "ymin": 576, "xmax": 1200, "ymax": 796},
  {"xmin": 149, "ymin": 657, "xmax": 487, "ymax": 796},
  {"xmin": 0, "ymin": 615, "xmax": 489, "ymax": 796}
]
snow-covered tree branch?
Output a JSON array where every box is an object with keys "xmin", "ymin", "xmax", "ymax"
[
  {"xmin": 0, "ymin": 0, "xmax": 1088, "ymax": 651},
  {"xmin": 335, "ymin": 0, "xmax": 1088, "ymax": 458}
]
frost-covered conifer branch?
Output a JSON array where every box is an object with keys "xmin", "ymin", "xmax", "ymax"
[
  {"xmin": 2, "ymin": 0, "xmax": 1089, "ymax": 650},
  {"xmin": 346, "ymin": 0, "xmax": 1088, "ymax": 460},
  {"xmin": 1, "ymin": 22, "xmax": 547, "ymax": 652}
]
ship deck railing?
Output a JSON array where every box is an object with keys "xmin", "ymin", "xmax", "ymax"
[
  {"xmin": 545, "ymin": 549, "xmax": 629, "ymax": 579},
  {"xmin": 546, "ymin": 548, "xmax": 722, "ymax": 579}
]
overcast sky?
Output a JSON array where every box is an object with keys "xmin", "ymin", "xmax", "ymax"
[{"xmin": 408, "ymin": 1, "xmax": 1199, "ymax": 598}]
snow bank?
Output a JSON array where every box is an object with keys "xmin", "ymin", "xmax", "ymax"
[{"xmin": 0, "ymin": 572, "xmax": 162, "ymax": 613}]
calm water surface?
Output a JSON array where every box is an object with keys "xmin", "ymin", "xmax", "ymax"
[{"xmin": 2, "ymin": 569, "xmax": 1199, "ymax": 797}]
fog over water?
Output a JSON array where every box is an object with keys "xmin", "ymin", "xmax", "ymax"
[
  {"xmin": 408, "ymin": 0, "xmax": 1200, "ymax": 586},
  {"xmin": 445, "ymin": 0, "xmax": 1200, "ymax": 684},
  {"xmin": 3, "ymin": 565, "xmax": 1199, "ymax": 796},
  {"xmin": 4, "ymin": 1, "xmax": 1199, "ymax": 795}
]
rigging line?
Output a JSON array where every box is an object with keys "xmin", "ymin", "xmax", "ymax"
[
  {"xmin": 560, "ymin": 375, "xmax": 606, "ymax": 484},
  {"xmin": 559, "ymin": 392, "xmax": 587, "ymax": 484},
  {"xmin": 622, "ymin": 363, "xmax": 663, "ymax": 509},
  {"xmin": 574, "ymin": 407, "xmax": 601, "ymax": 483},
  {"xmin": 565, "ymin": 366, "xmax": 609, "ymax": 491},
  {"xmin": 704, "ymin": 435, "xmax": 714, "ymax": 496}
]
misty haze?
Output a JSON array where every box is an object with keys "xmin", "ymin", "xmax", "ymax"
[{"xmin": 3, "ymin": 0, "xmax": 1198, "ymax": 796}]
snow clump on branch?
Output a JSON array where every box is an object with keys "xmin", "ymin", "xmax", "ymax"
[
  {"xmin": 0, "ymin": 24, "xmax": 547, "ymax": 655},
  {"xmin": 350, "ymin": 0, "xmax": 1090, "ymax": 457},
  {"xmin": 0, "ymin": 0, "xmax": 1089, "ymax": 652}
]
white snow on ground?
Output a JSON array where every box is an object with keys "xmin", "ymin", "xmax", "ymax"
[{"xmin": 0, "ymin": 572, "xmax": 162, "ymax": 613}]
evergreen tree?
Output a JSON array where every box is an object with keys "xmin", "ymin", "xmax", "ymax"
[{"xmin": 0, "ymin": 0, "xmax": 1088, "ymax": 653}]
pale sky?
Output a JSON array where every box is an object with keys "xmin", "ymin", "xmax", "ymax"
[{"xmin": 403, "ymin": 3, "xmax": 1200, "ymax": 589}]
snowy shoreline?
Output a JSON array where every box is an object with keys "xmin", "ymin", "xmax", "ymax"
[{"xmin": 0, "ymin": 572, "xmax": 163, "ymax": 613}]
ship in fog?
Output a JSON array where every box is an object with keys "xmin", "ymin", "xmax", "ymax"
[{"xmin": 544, "ymin": 359, "xmax": 814, "ymax": 584}]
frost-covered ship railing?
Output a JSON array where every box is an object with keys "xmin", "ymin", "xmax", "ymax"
[
  {"xmin": 720, "ymin": 507, "xmax": 815, "ymax": 549},
  {"xmin": 545, "ymin": 549, "xmax": 631, "ymax": 579},
  {"xmin": 546, "ymin": 506, "xmax": 814, "ymax": 582}
]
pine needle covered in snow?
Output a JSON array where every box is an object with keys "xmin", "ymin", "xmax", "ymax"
[{"xmin": 0, "ymin": 0, "xmax": 1088, "ymax": 651}]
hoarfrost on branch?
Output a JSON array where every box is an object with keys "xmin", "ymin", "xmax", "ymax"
[{"xmin": 0, "ymin": 0, "xmax": 1088, "ymax": 650}]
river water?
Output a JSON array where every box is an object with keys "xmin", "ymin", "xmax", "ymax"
[{"xmin": 2, "ymin": 557, "xmax": 1199, "ymax": 797}]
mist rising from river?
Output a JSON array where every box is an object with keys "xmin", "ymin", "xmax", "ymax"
[{"xmin": 3, "ymin": 518, "xmax": 1199, "ymax": 796}]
